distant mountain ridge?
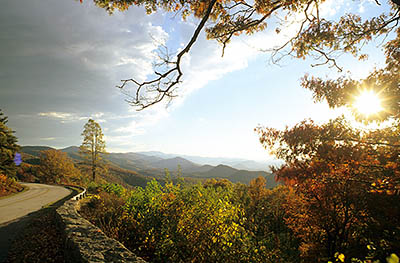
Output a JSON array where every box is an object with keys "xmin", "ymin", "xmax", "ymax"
[
  {"xmin": 20, "ymin": 146, "xmax": 278, "ymax": 188},
  {"xmin": 19, "ymin": 146, "xmax": 54, "ymax": 157},
  {"xmin": 137, "ymin": 151, "xmax": 281, "ymax": 171},
  {"xmin": 150, "ymin": 157, "xmax": 200, "ymax": 171}
]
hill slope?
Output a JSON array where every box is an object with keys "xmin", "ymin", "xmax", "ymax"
[
  {"xmin": 189, "ymin": 164, "xmax": 277, "ymax": 188},
  {"xmin": 150, "ymin": 157, "xmax": 200, "ymax": 171},
  {"xmin": 20, "ymin": 146, "xmax": 277, "ymax": 187}
]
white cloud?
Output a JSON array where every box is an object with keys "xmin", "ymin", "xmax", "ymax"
[
  {"xmin": 319, "ymin": 0, "xmax": 345, "ymax": 17},
  {"xmin": 37, "ymin": 111, "xmax": 110, "ymax": 123},
  {"xmin": 38, "ymin": 112, "xmax": 87, "ymax": 123},
  {"xmin": 114, "ymin": 120, "xmax": 144, "ymax": 134},
  {"xmin": 162, "ymin": 17, "xmax": 303, "ymax": 109},
  {"xmin": 39, "ymin": 137, "xmax": 56, "ymax": 141},
  {"xmin": 359, "ymin": 2, "xmax": 366, "ymax": 13}
]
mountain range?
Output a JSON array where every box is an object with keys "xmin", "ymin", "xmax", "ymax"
[
  {"xmin": 136, "ymin": 151, "xmax": 282, "ymax": 171},
  {"xmin": 20, "ymin": 146, "xmax": 279, "ymax": 188}
]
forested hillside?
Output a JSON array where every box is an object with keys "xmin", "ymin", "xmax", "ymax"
[{"xmin": 18, "ymin": 146, "xmax": 276, "ymax": 188}]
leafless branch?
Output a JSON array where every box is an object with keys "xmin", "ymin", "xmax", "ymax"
[
  {"xmin": 311, "ymin": 48, "xmax": 343, "ymax": 71},
  {"xmin": 218, "ymin": 4, "xmax": 283, "ymax": 57},
  {"xmin": 118, "ymin": 0, "xmax": 218, "ymax": 110}
]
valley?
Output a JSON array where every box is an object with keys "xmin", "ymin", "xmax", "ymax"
[{"xmin": 19, "ymin": 146, "xmax": 278, "ymax": 188}]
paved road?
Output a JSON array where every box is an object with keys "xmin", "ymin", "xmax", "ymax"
[
  {"xmin": 0, "ymin": 183, "xmax": 71, "ymax": 224},
  {"xmin": 0, "ymin": 183, "xmax": 71, "ymax": 262}
]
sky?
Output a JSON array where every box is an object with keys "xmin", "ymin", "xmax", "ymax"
[{"xmin": 0, "ymin": 0, "xmax": 390, "ymax": 162}]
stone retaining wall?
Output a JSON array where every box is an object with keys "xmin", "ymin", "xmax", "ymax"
[{"xmin": 56, "ymin": 198, "xmax": 146, "ymax": 263}]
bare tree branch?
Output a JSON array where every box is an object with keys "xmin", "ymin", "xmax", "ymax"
[
  {"xmin": 118, "ymin": 0, "xmax": 218, "ymax": 110},
  {"xmin": 311, "ymin": 48, "xmax": 343, "ymax": 71}
]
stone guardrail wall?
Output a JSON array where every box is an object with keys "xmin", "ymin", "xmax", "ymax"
[{"xmin": 56, "ymin": 186, "xmax": 147, "ymax": 263}]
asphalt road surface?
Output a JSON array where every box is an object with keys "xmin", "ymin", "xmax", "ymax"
[
  {"xmin": 0, "ymin": 183, "xmax": 71, "ymax": 262},
  {"xmin": 0, "ymin": 183, "xmax": 71, "ymax": 224}
]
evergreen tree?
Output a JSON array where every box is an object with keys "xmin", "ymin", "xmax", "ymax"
[
  {"xmin": 0, "ymin": 110, "xmax": 19, "ymax": 177},
  {"xmin": 79, "ymin": 119, "xmax": 106, "ymax": 181}
]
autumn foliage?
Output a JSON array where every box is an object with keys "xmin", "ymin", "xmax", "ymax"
[
  {"xmin": 80, "ymin": 178, "xmax": 300, "ymax": 263},
  {"xmin": 0, "ymin": 174, "xmax": 23, "ymax": 197},
  {"xmin": 78, "ymin": 117, "xmax": 400, "ymax": 262},
  {"xmin": 256, "ymin": 117, "xmax": 400, "ymax": 262},
  {"xmin": 37, "ymin": 149, "xmax": 82, "ymax": 184}
]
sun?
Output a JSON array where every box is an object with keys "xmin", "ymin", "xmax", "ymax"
[{"xmin": 353, "ymin": 90, "xmax": 383, "ymax": 117}]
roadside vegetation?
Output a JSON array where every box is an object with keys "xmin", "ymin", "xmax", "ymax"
[
  {"xmin": 80, "ymin": 177, "xmax": 300, "ymax": 263},
  {"xmin": 0, "ymin": 109, "xmax": 23, "ymax": 197},
  {"xmin": 80, "ymin": 173, "xmax": 400, "ymax": 263},
  {"xmin": 0, "ymin": 174, "xmax": 23, "ymax": 197}
]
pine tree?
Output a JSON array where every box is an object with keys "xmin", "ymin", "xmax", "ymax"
[
  {"xmin": 0, "ymin": 109, "xmax": 20, "ymax": 177},
  {"xmin": 79, "ymin": 119, "xmax": 106, "ymax": 181}
]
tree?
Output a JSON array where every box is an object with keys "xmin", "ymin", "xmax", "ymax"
[
  {"xmin": 80, "ymin": 119, "xmax": 107, "ymax": 181},
  {"xmin": 38, "ymin": 149, "xmax": 81, "ymax": 184},
  {"xmin": 84, "ymin": 0, "xmax": 400, "ymax": 110},
  {"xmin": 256, "ymin": 118, "xmax": 400, "ymax": 261},
  {"xmin": 0, "ymin": 109, "xmax": 20, "ymax": 177}
]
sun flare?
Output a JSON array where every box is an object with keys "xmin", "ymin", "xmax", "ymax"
[{"xmin": 353, "ymin": 90, "xmax": 383, "ymax": 117}]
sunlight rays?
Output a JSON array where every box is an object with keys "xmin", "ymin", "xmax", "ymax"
[{"xmin": 353, "ymin": 90, "xmax": 383, "ymax": 117}]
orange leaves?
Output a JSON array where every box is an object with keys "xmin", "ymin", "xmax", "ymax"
[
  {"xmin": 193, "ymin": 1, "xmax": 207, "ymax": 17},
  {"xmin": 38, "ymin": 149, "xmax": 81, "ymax": 184},
  {"xmin": 0, "ymin": 174, "xmax": 23, "ymax": 197},
  {"xmin": 257, "ymin": 115, "xmax": 400, "ymax": 259}
]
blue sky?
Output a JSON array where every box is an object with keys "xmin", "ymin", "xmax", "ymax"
[{"xmin": 0, "ymin": 0, "xmax": 390, "ymax": 161}]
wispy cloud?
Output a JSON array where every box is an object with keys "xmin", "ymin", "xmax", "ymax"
[
  {"xmin": 39, "ymin": 137, "xmax": 56, "ymax": 141},
  {"xmin": 114, "ymin": 120, "xmax": 146, "ymax": 135},
  {"xmin": 38, "ymin": 112, "xmax": 87, "ymax": 123},
  {"xmin": 38, "ymin": 111, "xmax": 109, "ymax": 123}
]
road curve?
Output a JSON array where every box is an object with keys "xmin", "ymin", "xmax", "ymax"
[{"xmin": 0, "ymin": 183, "xmax": 71, "ymax": 224}]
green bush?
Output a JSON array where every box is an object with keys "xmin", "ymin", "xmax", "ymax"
[{"xmin": 80, "ymin": 178, "xmax": 299, "ymax": 262}]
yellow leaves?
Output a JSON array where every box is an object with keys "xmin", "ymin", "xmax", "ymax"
[
  {"xmin": 92, "ymin": 194, "xmax": 101, "ymax": 200},
  {"xmin": 387, "ymin": 253, "xmax": 399, "ymax": 263},
  {"xmin": 38, "ymin": 149, "xmax": 81, "ymax": 184},
  {"xmin": 337, "ymin": 253, "xmax": 345, "ymax": 262}
]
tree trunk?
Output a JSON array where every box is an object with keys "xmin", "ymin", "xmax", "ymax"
[{"xmin": 92, "ymin": 167, "xmax": 95, "ymax": 181}]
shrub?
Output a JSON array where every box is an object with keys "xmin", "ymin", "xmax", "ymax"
[{"xmin": 0, "ymin": 174, "xmax": 23, "ymax": 197}]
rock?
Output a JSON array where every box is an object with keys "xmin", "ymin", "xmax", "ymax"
[{"xmin": 56, "ymin": 200, "xmax": 146, "ymax": 263}]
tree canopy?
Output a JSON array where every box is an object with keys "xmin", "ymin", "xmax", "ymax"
[
  {"xmin": 80, "ymin": 119, "xmax": 107, "ymax": 181},
  {"xmin": 86, "ymin": 0, "xmax": 400, "ymax": 112},
  {"xmin": 38, "ymin": 149, "xmax": 81, "ymax": 184}
]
